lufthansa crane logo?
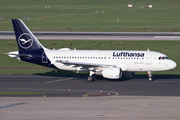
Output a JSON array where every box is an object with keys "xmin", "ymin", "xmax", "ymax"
[{"xmin": 18, "ymin": 33, "xmax": 33, "ymax": 49}]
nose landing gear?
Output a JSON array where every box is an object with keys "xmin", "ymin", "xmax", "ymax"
[{"xmin": 147, "ymin": 71, "xmax": 153, "ymax": 81}]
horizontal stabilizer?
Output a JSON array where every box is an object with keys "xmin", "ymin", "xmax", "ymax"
[{"xmin": 5, "ymin": 51, "xmax": 33, "ymax": 60}]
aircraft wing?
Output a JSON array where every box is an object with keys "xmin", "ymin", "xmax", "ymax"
[
  {"xmin": 56, "ymin": 60, "xmax": 129, "ymax": 71},
  {"xmin": 56, "ymin": 60, "xmax": 113, "ymax": 68}
]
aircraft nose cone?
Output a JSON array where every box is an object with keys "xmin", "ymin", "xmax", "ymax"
[{"xmin": 170, "ymin": 60, "xmax": 177, "ymax": 69}]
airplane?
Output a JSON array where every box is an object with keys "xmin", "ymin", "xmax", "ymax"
[{"xmin": 7, "ymin": 19, "xmax": 177, "ymax": 82}]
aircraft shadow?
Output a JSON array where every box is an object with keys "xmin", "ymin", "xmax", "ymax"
[
  {"xmin": 34, "ymin": 69, "xmax": 88, "ymax": 77},
  {"xmin": 34, "ymin": 70, "xmax": 180, "ymax": 82}
]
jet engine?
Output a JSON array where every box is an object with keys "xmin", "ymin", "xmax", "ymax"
[{"xmin": 100, "ymin": 67, "xmax": 122, "ymax": 79}]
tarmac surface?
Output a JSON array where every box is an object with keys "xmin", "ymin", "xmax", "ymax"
[
  {"xmin": 1, "ymin": 31, "xmax": 180, "ymax": 40},
  {"xmin": 1, "ymin": 96, "xmax": 180, "ymax": 120},
  {"xmin": 0, "ymin": 74, "xmax": 180, "ymax": 97},
  {"xmin": 1, "ymin": 31, "xmax": 180, "ymax": 119},
  {"xmin": 0, "ymin": 75, "xmax": 180, "ymax": 120}
]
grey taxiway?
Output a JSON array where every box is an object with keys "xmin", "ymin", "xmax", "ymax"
[
  {"xmin": 0, "ymin": 75, "xmax": 180, "ymax": 97},
  {"xmin": 0, "ymin": 75, "xmax": 180, "ymax": 120},
  {"xmin": 1, "ymin": 31, "xmax": 180, "ymax": 40}
]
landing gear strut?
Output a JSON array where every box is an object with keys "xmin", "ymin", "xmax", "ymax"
[
  {"xmin": 147, "ymin": 71, "xmax": 153, "ymax": 81},
  {"xmin": 87, "ymin": 71, "xmax": 95, "ymax": 82}
]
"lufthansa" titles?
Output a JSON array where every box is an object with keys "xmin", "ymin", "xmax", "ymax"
[{"xmin": 113, "ymin": 52, "xmax": 144, "ymax": 57}]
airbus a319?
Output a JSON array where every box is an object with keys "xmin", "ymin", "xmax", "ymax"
[{"xmin": 7, "ymin": 19, "xmax": 177, "ymax": 81}]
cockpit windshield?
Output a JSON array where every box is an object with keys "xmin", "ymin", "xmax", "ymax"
[{"xmin": 158, "ymin": 56, "xmax": 169, "ymax": 60}]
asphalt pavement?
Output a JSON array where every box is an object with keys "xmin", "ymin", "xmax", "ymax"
[
  {"xmin": 1, "ymin": 31, "xmax": 180, "ymax": 40},
  {"xmin": 0, "ymin": 74, "xmax": 180, "ymax": 97},
  {"xmin": 0, "ymin": 74, "xmax": 180, "ymax": 120}
]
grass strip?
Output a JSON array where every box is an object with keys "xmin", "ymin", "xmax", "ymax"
[
  {"xmin": 0, "ymin": 91, "xmax": 46, "ymax": 95},
  {"xmin": 0, "ymin": 0, "xmax": 180, "ymax": 32}
]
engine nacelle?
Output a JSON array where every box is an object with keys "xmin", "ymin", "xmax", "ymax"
[{"xmin": 101, "ymin": 68, "xmax": 122, "ymax": 79}]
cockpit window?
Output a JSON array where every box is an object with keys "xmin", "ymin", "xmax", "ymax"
[{"xmin": 159, "ymin": 56, "xmax": 169, "ymax": 60}]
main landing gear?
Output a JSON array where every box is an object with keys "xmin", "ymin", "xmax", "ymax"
[
  {"xmin": 87, "ymin": 71, "xmax": 103, "ymax": 82},
  {"xmin": 87, "ymin": 71, "xmax": 95, "ymax": 82},
  {"xmin": 87, "ymin": 75, "xmax": 103, "ymax": 82},
  {"xmin": 87, "ymin": 76, "xmax": 94, "ymax": 82},
  {"xmin": 147, "ymin": 71, "xmax": 153, "ymax": 81}
]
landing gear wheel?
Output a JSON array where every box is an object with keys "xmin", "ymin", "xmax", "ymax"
[
  {"xmin": 87, "ymin": 76, "xmax": 94, "ymax": 82},
  {"xmin": 149, "ymin": 78, "xmax": 152, "ymax": 81}
]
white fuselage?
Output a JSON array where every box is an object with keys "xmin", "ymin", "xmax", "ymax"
[{"xmin": 45, "ymin": 49, "xmax": 176, "ymax": 72}]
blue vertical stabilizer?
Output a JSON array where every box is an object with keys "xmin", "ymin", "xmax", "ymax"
[{"xmin": 12, "ymin": 19, "xmax": 44, "ymax": 52}]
